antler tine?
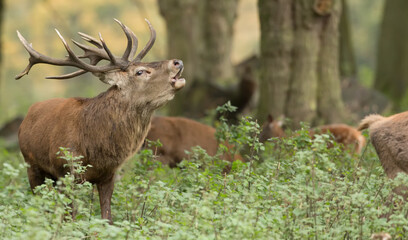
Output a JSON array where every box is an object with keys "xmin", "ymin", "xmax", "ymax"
[
  {"xmin": 47, "ymin": 42, "xmax": 108, "ymax": 80},
  {"xmin": 15, "ymin": 64, "xmax": 31, "ymax": 80},
  {"xmin": 72, "ymin": 39, "xmax": 110, "ymax": 62},
  {"xmin": 114, "ymin": 18, "xmax": 134, "ymax": 61},
  {"xmin": 55, "ymin": 29, "xmax": 107, "ymax": 72},
  {"xmin": 48, "ymin": 39, "xmax": 110, "ymax": 80},
  {"xmin": 15, "ymin": 31, "xmax": 35, "ymax": 80},
  {"xmin": 128, "ymin": 28, "xmax": 138, "ymax": 61},
  {"xmin": 78, "ymin": 32, "xmax": 103, "ymax": 49},
  {"xmin": 46, "ymin": 43, "xmax": 107, "ymax": 80},
  {"xmin": 16, "ymin": 20, "xmax": 135, "ymax": 81},
  {"xmin": 56, "ymin": 29, "xmax": 126, "ymax": 73},
  {"xmin": 133, "ymin": 19, "xmax": 156, "ymax": 62},
  {"xmin": 46, "ymin": 70, "xmax": 87, "ymax": 79},
  {"xmin": 15, "ymin": 30, "xmax": 78, "ymax": 80},
  {"xmin": 98, "ymin": 33, "xmax": 118, "ymax": 66}
]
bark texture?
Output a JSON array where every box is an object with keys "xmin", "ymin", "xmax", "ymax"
[
  {"xmin": 339, "ymin": 0, "xmax": 357, "ymax": 78},
  {"xmin": 374, "ymin": 0, "xmax": 408, "ymax": 111},
  {"xmin": 257, "ymin": 0, "xmax": 346, "ymax": 127},
  {"xmin": 257, "ymin": 0, "xmax": 293, "ymax": 122},
  {"xmin": 158, "ymin": 0, "xmax": 239, "ymax": 117},
  {"xmin": 0, "ymin": 0, "xmax": 3, "ymax": 90},
  {"xmin": 158, "ymin": 0, "xmax": 203, "ymax": 83},
  {"xmin": 202, "ymin": 0, "xmax": 238, "ymax": 81},
  {"xmin": 316, "ymin": 0, "xmax": 345, "ymax": 124}
]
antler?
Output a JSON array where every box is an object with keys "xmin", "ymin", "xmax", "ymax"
[
  {"xmin": 133, "ymin": 19, "xmax": 156, "ymax": 62},
  {"xmin": 15, "ymin": 19, "xmax": 156, "ymax": 80}
]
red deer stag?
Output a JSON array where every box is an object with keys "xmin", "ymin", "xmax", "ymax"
[
  {"xmin": 16, "ymin": 19, "xmax": 185, "ymax": 224},
  {"xmin": 145, "ymin": 116, "xmax": 243, "ymax": 167},
  {"xmin": 260, "ymin": 115, "xmax": 366, "ymax": 153}
]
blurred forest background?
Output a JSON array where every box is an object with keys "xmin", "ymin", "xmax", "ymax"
[{"xmin": 0, "ymin": 0, "xmax": 397, "ymax": 129}]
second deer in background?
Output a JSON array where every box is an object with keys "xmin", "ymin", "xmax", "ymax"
[
  {"xmin": 260, "ymin": 115, "xmax": 366, "ymax": 154},
  {"xmin": 145, "ymin": 116, "xmax": 243, "ymax": 167}
]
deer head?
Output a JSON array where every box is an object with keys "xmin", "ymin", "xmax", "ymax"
[
  {"xmin": 259, "ymin": 114, "xmax": 285, "ymax": 142},
  {"xmin": 15, "ymin": 19, "xmax": 185, "ymax": 108}
]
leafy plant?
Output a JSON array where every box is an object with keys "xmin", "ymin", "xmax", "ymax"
[{"xmin": 0, "ymin": 116, "xmax": 407, "ymax": 239}]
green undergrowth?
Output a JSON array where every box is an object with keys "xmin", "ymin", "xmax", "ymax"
[{"xmin": 1, "ymin": 116, "xmax": 408, "ymax": 239}]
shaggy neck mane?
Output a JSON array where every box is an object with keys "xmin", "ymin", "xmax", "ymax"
[{"xmin": 78, "ymin": 86, "xmax": 154, "ymax": 167}]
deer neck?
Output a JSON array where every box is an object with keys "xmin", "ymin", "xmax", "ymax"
[{"xmin": 80, "ymin": 86, "xmax": 155, "ymax": 160}]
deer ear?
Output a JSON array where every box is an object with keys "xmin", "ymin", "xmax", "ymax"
[
  {"xmin": 92, "ymin": 72, "xmax": 109, "ymax": 85},
  {"xmin": 93, "ymin": 72, "xmax": 126, "ymax": 88},
  {"xmin": 267, "ymin": 114, "xmax": 274, "ymax": 123}
]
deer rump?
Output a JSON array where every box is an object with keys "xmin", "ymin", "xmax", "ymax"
[
  {"xmin": 358, "ymin": 113, "xmax": 408, "ymax": 179},
  {"xmin": 358, "ymin": 112, "xmax": 408, "ymax": 200},
  {"xmin": 145, "ymin": 116, "xmax": 242, "ymax": 167}
]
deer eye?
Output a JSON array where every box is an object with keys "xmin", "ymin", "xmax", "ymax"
[{"xmin": 136, "ymin": 70, "xmax": 145, "ymax": 76}]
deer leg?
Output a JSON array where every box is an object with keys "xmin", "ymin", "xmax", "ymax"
[
  {"xmin": 26, "ymin": 165, "xmax": 50, "ymax": 192},
  {"xmin": 97, "ymin": 176, "xmax": 115, "ymax": 224}
]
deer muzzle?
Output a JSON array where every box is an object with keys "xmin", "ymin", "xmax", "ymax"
[{"xmin": 170, "ymin": 59, "xmax": 185, "ymax": 90}]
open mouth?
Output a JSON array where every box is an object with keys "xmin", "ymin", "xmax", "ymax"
[
  {"xmin": 174, "ymin": 67, "xmax": 183, "ymax": 79},
  {"xmin": 171, "ymin": 68, "xmax": 186, "ymax": 90}
]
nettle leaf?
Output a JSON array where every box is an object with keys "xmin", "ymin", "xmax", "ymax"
[{"xmin": 0, "ymin": 111, "xmax": 403, "ymax": 239}]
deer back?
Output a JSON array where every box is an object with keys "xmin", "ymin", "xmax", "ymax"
[
  {"xmin": 260, "ymin": 115, "xmax": 365, "ymax": 154},
  {"xmin": 146, "ymin": 116, "xmax": 242, "ymax": 167},
  {"xmin": 313, "ymin": 124, "xmax": 366, "ymax": 153}
]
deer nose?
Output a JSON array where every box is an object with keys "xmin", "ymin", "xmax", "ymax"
[{"xmin": 173, "ymin": 59, "xmax": 183, "ymax": 69}]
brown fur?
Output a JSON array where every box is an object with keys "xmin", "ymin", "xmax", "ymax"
[
  {"xmin": 259, "ymin": 114, "xmax": 285, "ymax": 143},
  {"xmin": 316, "ymin": 124, "xmax": 366, "ymax": 154},
  {"xmin": 19, "ymin": 60, "xmax": 185, "ymax": 224},
  {"xmin": 145, "ymin": 116, "xmax": 243, "ymax": 167},
  {"xmin": 357, "ymin": 114, "xmax": 385, "ymax": 131},
  {"xmin": 358, "ymin": 113, "xmax": 408, "ymax": 181},
  {"xmin": 260, "ymin": 115, "xmax": 366, "ymax": 154},
  {"xmin": 370, "ymin": 232, "xmax": 392, "ymax": 240}
]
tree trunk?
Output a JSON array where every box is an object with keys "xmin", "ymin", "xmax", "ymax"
[
  {"xmin": 158, "ymin": 0, "xmax": 205, "ymax": 116},
  {"xmin": 316, "ymin": 0, "xmax": 345, "ymax": 124},
  {"xmin": 285, "ymin": 0, "xmax": 321, "ymax": 126},
  {"xmin": 374, "ymin": 0, "xmax": 408, "ymax": 111},
  {"xmin": 257, "ymin": 0, "xmax": 346, "ymax": 127},
  {"xmin": 257, "ymin": 0, "xmax": 293, "ymax": 123},
  {"xmin": 339, "ymin": 0, "xmax": 357, "ymax": 78},
  {"xmin": 0, "ymin": 0, "xmax": 3, "ymax": 91},
  {"xmin": 158, "ymin": 0, "xmax": 239, "ymax": 118},
  {"xmin": 157, "ymin": 0, "xmax": 204, "ymax": 85},
  {"xmin": 201, "ymin": 0, "xmax": 238, "ymax": 82}
]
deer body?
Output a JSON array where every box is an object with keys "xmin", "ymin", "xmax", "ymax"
[
  {"xmin": 20, "ymin": 88, "xmax": 153, "ymax": 183},
  {"xmin": 16, "ymin": 20, "xmax": 185, "ymax": 223},
  {"xmin": 358, "ymin": 113, "xmax": 408, "ymax": 179},
  {"xmin": 260, "ymin": 115, "xmax": 366, "ymax": 153},
  {"xmin": 315, "ymin": 124, "xmax": 366, "ymax": 153},
  {"xmin": 146, "ymin": 116, "xmax": 242, "ymax": 167}
]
